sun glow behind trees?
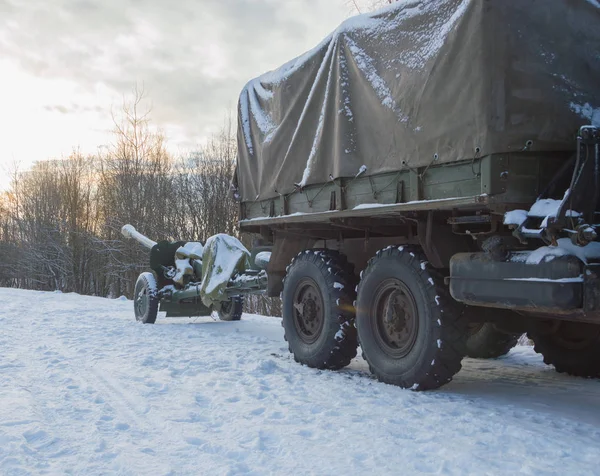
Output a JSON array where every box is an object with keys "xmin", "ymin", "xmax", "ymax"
[
  {"xmin": 0, "ymin": 91, "xmax": 239, "ymax": 300},
  {"xmin": 0, "ymin": 1, "xmax": 394, "ymax": 317},
  {"xmin": 0, "ymin": 60, "xmax": 118, "ymax": 190}
]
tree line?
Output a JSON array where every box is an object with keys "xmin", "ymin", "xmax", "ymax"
[
  {"xmin": 0, "ymin": 92, "xmax": 280, "ymax": 316},
  {"xmin": 0, "ymin": 2, "xmax": 397, "ymax": 314}
]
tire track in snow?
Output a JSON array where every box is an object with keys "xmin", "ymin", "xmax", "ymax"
[
  {"xmin": 2, "ymin": 306, "xmax": 177, "ymax": 474},
  {"xmin": 0, "ymin": 314, "xmax": 107, "ymax": 474},
  {"xmin": 3, "ymin": 289, "xmax": 600, "ymax": 475},
  {"xmin": 35, "ymin": 324, "xmax": 183, "ymax": 474},
  {"xmin": 33, "ymin": 304, "xmax": 254, "ymax": 474}
]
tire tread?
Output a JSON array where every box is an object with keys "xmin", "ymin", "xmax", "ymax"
[
  {"xmin": 529, "ymin": 326, "xmax": 600, "ymax": 378},
  {"xmin": 282, "ymin": 249, "xmax": 358, "ymax": 370},
  {"xmin": 357, "ymin": 246, "xmax": 467, "ymax": 390}
]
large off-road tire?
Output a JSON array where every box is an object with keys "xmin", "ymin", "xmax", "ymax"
[
  {"xmin": 465, "ymin": 322, "xmax": 520, "ymax": 359},
  {"xmin": 218, "ymin": 296, "xmax": 243, "ymax": 321},
  {"xmin": 529, "ymin": 322, "xmax": 600, "ymax": 378},
  {"xmin": 356, "ymin": 246, "xmax": 467, "ymax": 391},
  {"xmin": 134, "ymin": 272, "xmax": 159, "ymax": 324},
  {"xmin": 282, "ymin": 250, "xmax": 358, "ymax": 370}
]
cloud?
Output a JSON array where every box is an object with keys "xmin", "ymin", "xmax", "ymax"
[
  {"xmin": 0, "ymin": 0, "xmax": 351, "ymax": 149},
  {"xmin": 43, "ymin": 104, "xmax": 104, "ymax": 114},
  {"xmin": 43, "ymin": 105, "xmax": 70, "ymax": 114}
]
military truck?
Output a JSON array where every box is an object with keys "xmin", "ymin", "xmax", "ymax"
[
  {"xmin": 127, "ymin": 0, "xmax": 600, "ymax": 390},
  {"xmin": 234, "ymin": 0, "xmax": 600, "ymax": 390}
]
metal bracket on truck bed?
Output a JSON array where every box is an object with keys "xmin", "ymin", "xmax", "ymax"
[
  {"xmin": 547, "ymin": 126, "xmax": 600, "ymax": 242},
  {"xmin": 515, "ymin": 126, "xmax": 600, "ymax": 245}
]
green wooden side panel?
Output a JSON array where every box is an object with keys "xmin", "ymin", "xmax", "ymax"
[
  {"xmin": 285, "ymin": 182, "xmax": 337, "ymax": 215},
  {"xmin": 240, "ymin": 153, "xmax": 572, "ymax": 221},
  {"xmin": 422, "ymin": 161, "xmax": 482, "ymax": 200},
  {"xmin": 502, "ymin": 155, "xmax": 541, "ymax": 203},
  {"xmin": 344, "ymin": 173, "xmax": 404, "ymax": 209},
  {"xmin": 481, "ymin": 155, "xmax": 509, "ymax": 196}
]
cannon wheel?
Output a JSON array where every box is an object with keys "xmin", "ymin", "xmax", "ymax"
[
  {"xmin": 218, "ymin": 296, "xmax": 243, "ymax": 321},
  {"xmin": 134, "ymin": 272, "xmax": 159, "ymax": 324}
]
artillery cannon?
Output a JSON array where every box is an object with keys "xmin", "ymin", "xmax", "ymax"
[{"xmin": 121, "ymin": 225, "xmax": 270, "ymax": 324}]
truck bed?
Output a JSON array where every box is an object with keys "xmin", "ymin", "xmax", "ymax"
[
  {"xmin": 240, "ymin": 152, "xmax": 568, "ymax": 231},
  {"xmin": 236, "ymin": 0, "xmax": 599, "ymax": 219}
]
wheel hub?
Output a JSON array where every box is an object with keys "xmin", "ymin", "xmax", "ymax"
[
  {"xmin": 220, "ymin": 300, "xmax": 232, "ymax": 315},
  {"xmin": 292, "ymin": 278, "xmax": 325, "ymax": 344},
  {"xmin": 373, "ymin": 279, "xmax": 419, "ymax": 358}
]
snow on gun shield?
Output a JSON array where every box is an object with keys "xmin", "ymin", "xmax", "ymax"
[{"xmin": 129, "ymin": 1, "xmax": 600, "ymax": 391}]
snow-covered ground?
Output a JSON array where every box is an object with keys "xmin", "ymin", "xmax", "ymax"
[{"xmin": 1, "ymin": 288, "xmax": 600, "ymax": 475}]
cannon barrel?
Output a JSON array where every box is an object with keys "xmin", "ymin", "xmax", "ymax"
[{"xmin": 121, "ymin": 224, "xmax": 157, "ymax": 250}]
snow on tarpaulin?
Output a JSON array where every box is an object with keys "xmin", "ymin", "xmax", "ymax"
[
  {"xmin": 570, "ymin": 102, "xmax": 600, "ymax": 127},
  {"xmin": 235, "ymin": 0, "xmax": 600, "ymax": 202},
  {"xmin": 585, "ymin": 0, "xmax": 600, "ymax": 9},
  {"xmin": 199, "ymin": 234, "xmax": 250, "ymax": 307}
]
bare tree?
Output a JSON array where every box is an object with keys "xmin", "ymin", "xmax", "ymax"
[
  {"xmin": 97, "ymin": 86, "xmax": 174, "ymax": 297},
  {"xmin": 0, "ymin": 91, "xmax": 282, "ymax": 315}
]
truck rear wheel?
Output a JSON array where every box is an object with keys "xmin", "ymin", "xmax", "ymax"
[
  {"xmin": 282, "ymin": 250, "xmax": 358, "ymax": 370},
  {"xmin": 465, "ymin": 322, "xmax": 520, "ymax": 359},
  {"xmin": 356, "ymin": 246, "xmax": 467, "ymax": 390},
  {"xmin": 134, "ymin": 272, "xmax": 159, "ymax": 324},
  {"xmin": 529, "ymin": 322, "xmax": 600, "ymax": 378}
]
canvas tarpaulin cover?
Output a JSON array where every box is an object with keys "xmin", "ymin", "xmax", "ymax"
[
  {"xmin": 199, "ymin": 234, "xmax": 250, "ymax": 307},
  {"xmin": 235, "ymin": 0, "xmax": 600, "ymax": 203}
]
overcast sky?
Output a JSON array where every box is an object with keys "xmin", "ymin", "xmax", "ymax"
[{"xmin": 0, "ymin": 0, "xmax": 374, "ymax": 184}]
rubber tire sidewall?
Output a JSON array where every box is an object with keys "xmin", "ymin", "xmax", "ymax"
[
  {"xmin": 530, "ymin": 323, "xmax": 600, "ymax": 378},
  {"xmin": 134, "ymin": 272, "xmax": 159, "ymax": 324},
  {"xmin": 282, "ymin": 256, "xmax": 346, "ymax": 368},
  {"xmin": 218, "ymin": 296, "xmax": 243, "ymax": 321},
  {"xmin": 465, "ymin": 322, "xmax": 519, "ymax": 359},
  {"xmin": 357, "ymin": 255, "xmax": 440, "ymax": 387}
]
